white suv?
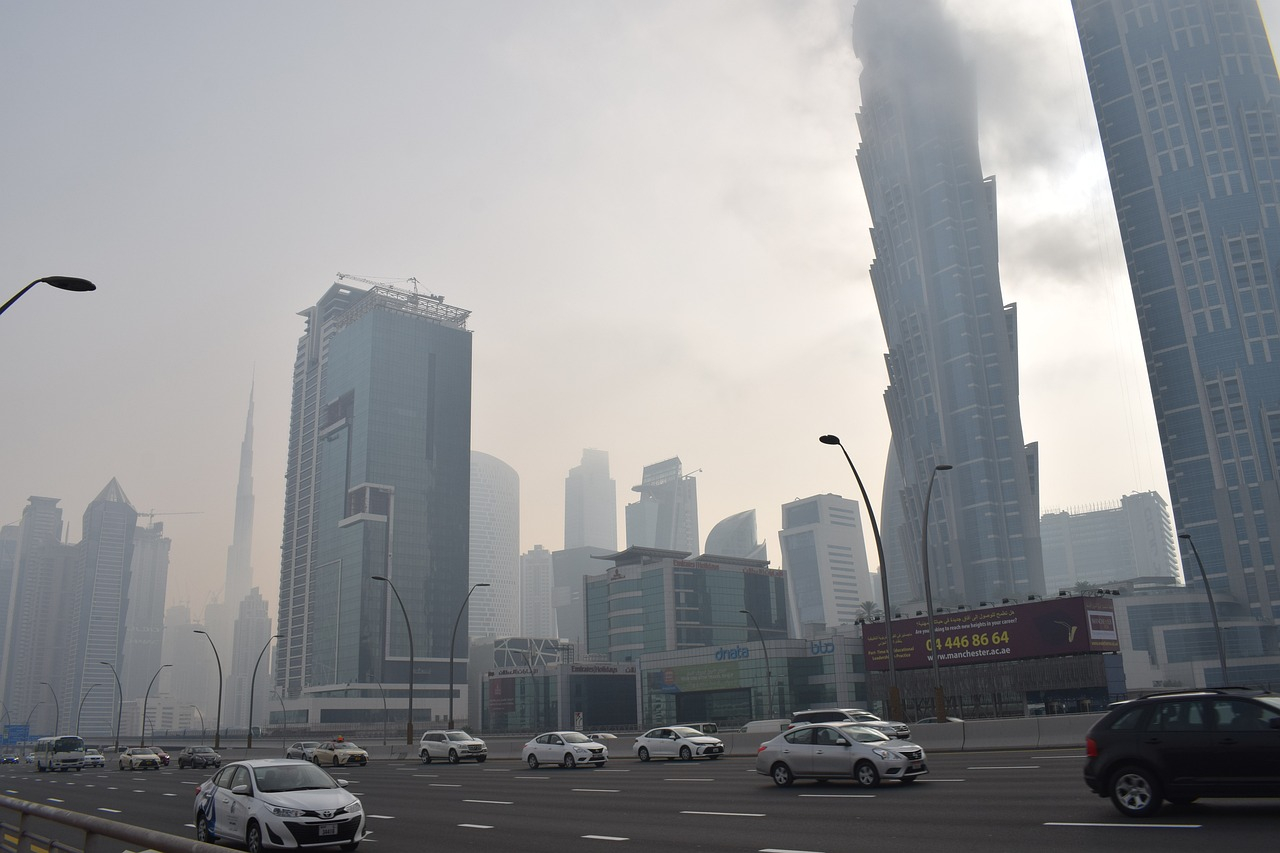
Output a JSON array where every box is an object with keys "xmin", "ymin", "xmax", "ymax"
[
  {"xmin": 419, "ymin": 730, "xmax": 488, "ymax": 764},
  {"xmin": 789, "ymin": 708, "xmax": 911, "ymax": 739}
]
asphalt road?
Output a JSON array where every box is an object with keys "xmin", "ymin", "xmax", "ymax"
[{"xmin": 3, "ymin": 749, "xmax": 1279, "ymax": 852}]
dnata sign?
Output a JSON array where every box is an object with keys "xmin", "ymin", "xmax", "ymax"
[{"xmin": 715, "ymin": 645, "xmax": 751, "ymax": 661}]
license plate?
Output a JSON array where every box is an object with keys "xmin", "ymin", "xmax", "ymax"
[
  {"xmin": 908, "ymin": 763, "xmax": 923, "ymax": 772},
  {"xmin": 319, "ymin": 824, "xmax": 338, "ymax": 837}
]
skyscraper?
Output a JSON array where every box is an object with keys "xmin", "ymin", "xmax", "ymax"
[
  {"xmin": 1074, "ymin": 0, "xmax": 1280, "ymax": 626},
  {"xmin": 520, "ymin": 545, "xmax": 556, "ymax": 638},
  {"xmin": 1040, "ymin": 492, "xmax": 1181, "ymax": 594},
  {"xmin": 470, "ymin": 451, "xmax": 521, "ymax": 638},
  {"xmin": 276, "ymin": 281, "xmax": 473, "ymax": 728},
  {"xmin": 779, "ymin": 494, "xmax": 874, "ymax": 637},
  {"xmin": 624, "ymin": 457, "xmax": 699, "ymax": 553},
  {"xmin": 564, "ymin": 448, "xmax": 617, "ymax": 551},
  {"xmin": 228, "ymin": 587, "xmax": 272, "ymax": 729},
  {"xmin": 704, "ymin": 509, "xmax": 767, "ymax": 560},
  {"xmin": 121, "ymin": 520, "xmax": 171, "ymax": 701},
  {"xmin": 225, "ymin": 386, "xmax": 256, "ymax": 623},
  {"xmin": 854, "ymin": 0, "xmax": 1044, "ymax": 608}
]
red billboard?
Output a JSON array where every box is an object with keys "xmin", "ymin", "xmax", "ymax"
[{"xmin": 861, "ymin": 596, "xmax": 1119, "ymax": 671}]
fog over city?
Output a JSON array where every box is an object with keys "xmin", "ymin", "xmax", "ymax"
[{"xmin": 6, "ymin": 0, "xmax": 1278, "ymax": 614}]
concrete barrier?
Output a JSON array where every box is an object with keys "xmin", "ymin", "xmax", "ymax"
[
  {"xmin": 907, "ymin": 722, "xmax": 965, "ymax": 752},
  {"xmin": 960, "ymin": 716, "xmax": 1041, "ymax": 750},
  {"xmin": 1036, "ymin": 713, "xmax": 1102, "ymax": 749}
]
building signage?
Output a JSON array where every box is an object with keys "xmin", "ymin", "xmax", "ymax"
[
  {"xmin": 860, "ymin": 596, "xmax": 1120, "ymax": 671},
  {"xmin": 714, "ymin": 645, "xmax": 750, "ymax": 661},
  {"xmin": 810, "ymin": 640, "xmax": 835, "ymax": 655}
]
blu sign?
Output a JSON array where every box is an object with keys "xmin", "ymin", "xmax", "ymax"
[
  {"xmin": 715, "ymin": 645, "xmax": 750, "ymax": 661},
  {"xmin": 810, "ymin": 640, "xmax": 835, "ymax": 655}
]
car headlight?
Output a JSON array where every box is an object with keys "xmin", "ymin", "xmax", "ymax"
[
  {"xmin": 343, "ymin": 800, "xmax": 363, "ymax": 814},
  {"xmin": 872, "ymin": 748, "xmax": 903, "ymax": 761},
  {"xmin": 267, "ymin": 805, "xmax": 307, "ymax": 818}
]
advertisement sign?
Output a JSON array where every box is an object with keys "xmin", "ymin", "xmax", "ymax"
[
  {"xmin": 648, "ymin": 661, "xmax": 742, "ymax": 693},
  {"xmin": 861, "ymin": 596, "xmax": 1119, "ymax": 671}
]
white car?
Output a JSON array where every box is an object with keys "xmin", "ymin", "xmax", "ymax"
[
  {"xmin": 756, "ymin": 723, "xmax": 928, "ymax": 787},
  {"xmin": 82, "ymin": 748, "xmax": 105, "ymax": 768},
  {"xmin": 521, "ymin": 731, "xmax": 609, "ymax": 769},
  {"xmin": 118, "ymin": 747, "xmax": 161, "ymax": 771},
  {"xmin": 285, "ymin": 741, "xmax": 320, "ymax": 761},
  {"xmin": 419, "ymin": 730, "xmax": 488, "ymax": 764},
  {"xmin": 194, "ymin": 758, "xmax": 365, "ymax": 851},
  {"xmin": 634, "ymin": 726, "xmax": 725, "ymax": 761}
]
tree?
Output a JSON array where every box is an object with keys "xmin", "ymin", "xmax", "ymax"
[{"xmin": 857, "ymin": 600, "xmax": 883, "ymax": 621}]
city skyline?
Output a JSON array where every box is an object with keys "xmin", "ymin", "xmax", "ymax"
[{"xmin": 9, "ymin": 0, "xmax": 1280, "ymax": 616}]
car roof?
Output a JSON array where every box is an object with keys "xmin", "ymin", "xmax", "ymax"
[{"xmin": 224, "ymin": 758, "xmax": 309, "ymax": 768}]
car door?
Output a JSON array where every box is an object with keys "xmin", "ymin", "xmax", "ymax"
[
  {"xmin": 1207, "ymin": 698, "xmax": 1280, "ymax": 789},
  {"xmin": 649, "ymin": 729, "xmax": 674, "ymax": 759},
  {"xmin": 1140, "ymin": 699, "xmax": 1214, "ymax": 786},
  {"xmin": 538, "ymin": 734, "xmax": 563, "ymax": 763},
  {"xmin": 777, "ymin": 727, "xmax": 815, "ymax": 777},
  {"xmin": 810, "ymin": 726, "xmax": 852, "ymax": 777}
]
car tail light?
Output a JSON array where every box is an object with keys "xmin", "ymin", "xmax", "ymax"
[
  {"xmin": 1085, "ymin": 737, "xmax": 1098, "ymax": 758},
  {"xmin": 757, "ymin": 744, "xmax": 768, "ymax": 754}
]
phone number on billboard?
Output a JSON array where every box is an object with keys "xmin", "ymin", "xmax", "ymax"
[{"xmin": 925, "ymin": 631, "xmax": 1011, "ymax": 652}]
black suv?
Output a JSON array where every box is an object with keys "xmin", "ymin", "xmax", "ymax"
[{"xmin": 1084, "ymin": 687, "xmax": 1280, "ymax": 816}]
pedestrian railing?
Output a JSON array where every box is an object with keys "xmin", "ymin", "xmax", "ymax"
[{"xmin": 0, "ymin": 793, "xmax": 222, "ymax": 853}]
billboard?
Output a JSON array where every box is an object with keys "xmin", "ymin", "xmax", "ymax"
[{"xmin": 861, "ymin": 596, "xmax": 1119, "ymax": 671}]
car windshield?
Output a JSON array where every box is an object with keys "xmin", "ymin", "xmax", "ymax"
[
  {"xmin": 194, "ymin": 747, "xmax": 215, "ymax": 754},
  {"xmin": 446, "ymin": 732, "xmax": 473, "ymax": 742},
  {"xmin": 669, "ymin": 726, "xmax": 705, "ymax": 738},
  {"xmin": 836, "ymin": 725, "xmax": 891, "ymax": 743},
  {"xmin": 560, "ymin": 732, "xmax": 592, "ymax": 744},
  {"xmin": 1256, "ymin": 696, "xmax": 1280, "ymax": 713},
  {"xmin": 254, "ymin": 763, "xmax": 340, "ymax": 793},
  {"xmin": 336, "ymin": 743, "xmax": 361, "ymax": 750}
]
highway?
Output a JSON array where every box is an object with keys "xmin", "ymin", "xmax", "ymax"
[{"xmin": 3, "ymin": 749, "xmax": 1279, "ymax": 852}]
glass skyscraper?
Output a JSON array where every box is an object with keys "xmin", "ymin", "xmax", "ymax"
[
  {"xmin": 854, "ymin": 0, "xmax": 1044, "ymax": 608},
  {"xmin": 1074, "ymin": 0, "xmax": 1280, "ymax": 622},
  {"xmin": 276, "ymin": 282, "xmax": 473, "ymax": 725}
]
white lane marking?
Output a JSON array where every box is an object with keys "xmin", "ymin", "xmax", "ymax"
[
  {"xmin": 761, "ymin": 849, "xmax": 826, "ymax": 853},
  {"xmin": 464, "ymin": 799, "xmax": 513, "ymax": 805},
  {"xmin": 1034, "ymin": 755, "xmax": 1087, "ymax": 760},
  {"xmin": 593, "ymin": 768, "xmax": 629, "ymax": 772},
  {"xmin": 163, "ymin": 792, "xmax": 177, "ymax": 797},
  {"xmin": 921, "ymin": 778, "xmax": 966, "ymax": 782},
  {"xmin": 366, "ymin": 814, "xmax": 396, "ymax": 820},
  {"xmin": 664, "ymin": 778, "xmax": 715, "ymax": 782},
  {"xmin": 799, "ymin": 794, "xmax": 875, "ymax": 798},
  {"xmin": 514, "ymin": 775, "xmax": 550, "ymax": 779},
  {"xmin": 583, "ymin": 835, "xmax": 630, "ymax": 841},
  {"xmin": 47, "ymin": 798, "xmax": 65, "ymax": 803},
  {"xmin": 459, "ymin": 823, "xmax": 493, "ymax": 829},
  {"xmin": 572, "ymin": 788, "xmax": 620, "ymax": 793},
  {"xmin": 99, "ymin": 808, "xmax": 122, "ymax": 814},
  {"xmin": 1045, "ymin": 822, "xmax": 1200, "ymax": 829},
  {"xmin": 411, "ymin": 774, "xmax": 439, "ymax": 778},
  {"xmin": 429, "ymin": 783, "xmax": 462, "ymax": 788},
  {"xmin": 481, "ymin": 768, "xmax": 511, "ymax": 772},
  {"xmin": 966, "ymin": 765, "xmax": 1040, "ymax": 770},
  {"xmin": 681, "ymin": 811, "xmax": 765, "ymax": 817}
]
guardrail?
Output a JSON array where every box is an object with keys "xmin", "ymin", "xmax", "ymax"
[{"xmin": 0, "ymin": 793, "xmax": 222, "ymax": 853}]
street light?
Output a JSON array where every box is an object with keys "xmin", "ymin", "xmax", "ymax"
[
  {"xmin": 819, "ymin": 434, "xmax": 902, "ymax": 721},
  {"xmin": 190, "ymin": 705, "xmax": 206, "ymax": 742},
  {"xmin": 371, "ymin": 575, "xmax": 415, "ymax": 744},
  {"xmin": 921, "ymin": 463, "xmax": 953, "ymax": 723},
  {"xmin": 98, "ymin": 661, "xmax": 123, "ymax": 752},
  {"xmin": 141, "ymin": 664, "xmax": 172, "ymax": 746},
  {"xmin": 739, "ymin": 609, "xmax": 774, "ymax": 719},
  {"xmin": 0, "ymin": 276, "xmax": 96, "ymax": 318},
  {"xmin": 1178, "ymin": 533, "xmax": 1230, "ymax": 685},
  {"xmin": 194, "ymin": 630, "xmax": 223, "ymax": 748},
  {"xmin": 40, "ymin": 682, "xmax": 60, "ymax": 734},
  {"xmin": 449, "ymin": 582, "xmax": 491, "ymax": 729},
  {"xmin": 75, "ymin": 684, "xmax": 100, "ymax": 736},
  {"xmin": 247, "ymin": 634, "xmax": 283, "ymax": 748}
]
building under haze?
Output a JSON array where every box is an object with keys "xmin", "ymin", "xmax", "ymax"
[
  {"xmin": 854, "ymin": 0, "xmax": 1044, "ymax": 609},
  {"xmin": 521, "ymin": 545, "xmax": 556, "ymax": 638},
  {"xmin": 470, "ymin": 451, "xmax": 521, "ymax": 638},
  {"xmin": 1040, "ymin": 492, "xmax": 1180, "ymax": 594},
  {"xmin": 564, "ymin": 448, "xmax": 617, "ymax": 551},
  {"xmin": 1074, "ymin": 1, "xmax": 1280, "ymax": 650},
  {"xmin": 779, "ymin": 494, "xmax": 874, "ymax": 637},
  {"xmin": 227, "ymin": 587, "xmax": 273, "ymax": 730},
  {"xmin": 120, "ymin": 520, "xmax": 171, "ymax": 702},
  {"xmin": 624, "ymin": 458, "xmax": 699, "ymax": 554},
  {"xmin": 704, "ymin": 509, "xmax": 768, "ymax": 561},
  {"xmin": 276, "ymin": 281, "xmax": 473, "ymax": 729}
]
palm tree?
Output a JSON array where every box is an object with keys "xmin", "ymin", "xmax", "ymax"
[{"xmin": 857, "ymin": 600, "xmax": 883, "ymax": 621}]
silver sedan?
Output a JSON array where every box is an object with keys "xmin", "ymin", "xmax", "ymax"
[{"xmin": 755, "ymin": 723, "xmax": 928, "ymax": 787}]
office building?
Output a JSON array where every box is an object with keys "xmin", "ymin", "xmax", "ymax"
[
  {"xmin": 1073, "ymin": 0, "xmax": 1280, "ymax": 626},
  {"xmin": 551, "ymin": 545, "xmax": 611, "ymax": 645},
  {"xmin": 624, "ymin": 458, "xmax": 699, "ymax": 554},
  {"xmin": 276, "ymin": 281, "xmax": 473, "ymax": 729},
  {"xmin": 469, "ymin": 451, "xmax": 521, "ymax": 638},
  {"xmin": 521, "ymin": 545, "xmax": 556, "ymax": 638},
  {"xmin": 564, "ymin": 448, "xmax": 617, "ymax": 551},
  {"xmin": 228, "ymin": 587, "xmax": 273, "ymax": 729},
  {"xmin": 779, "ymin": 495, "xmax": 874, "ymax": 637},
  {"xmin": 705, "ymin": 509, "xmax": 767, "ymax": 561},
  {"xmin": 854, "ymin": 0, "xmax": 1045, "ymax": 608},
  {"xmin": 1041, "ymin": 492, "xmax": 1181, "ymax": 594},
  {"xmin": 121, "ymin": 521, "xmax": 171, "ymax": 701}
]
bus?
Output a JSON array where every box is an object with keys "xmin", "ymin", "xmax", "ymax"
[{"xmin": 34, "ymin": 735, "xmax": 85, "ymax": 772}]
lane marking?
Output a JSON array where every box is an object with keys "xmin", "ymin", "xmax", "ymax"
[
  {"xmin": 572, "ymin": 788, "xmax": 620, "ymax": 793},
  {"xmin": 664, "ymin": 778, "xmax": 715, "ymax": 782},
  {"xmin": 464, "ymin": 799, "xmax": 513, "ymax": 805},
  {"xmin": 163, "ymin": 792, "xmax": 177, "ymax": 797},
  {"xmin": 47, "ymin": 798, "xmax": 64, "ymax": 803},
  {"xmin": 1045, "ymin": 822, "xmax": 1200, "ymax": 829},
  {"xmin": 366, "ymin": 814, "xmax": 396, "ymax": 820},
  {"xmin": 429, "ymin": 783, "xmax": 462, "ymax": 788},
  {"xmin": 681, "ymin": 811, "xmax": 765, "ymax": 817},
  {"xmin": 459, "ymin": 823, "xmax": 493, "ymax": 829},
  {"xmin": 98, "ymin": 808, "xmax": 122, "ymax": 814},
  {"xmin": 761, "ymin": 849, "xmax": 826, "ymax": 853},
  {"xmin": 966, "ymin": 765, "xmax": 1040, "ymax": 770},
  {"xmin": 922, "ymin": 778, "xmax": 966, "ymax": 782},
  {"xmin": 515, "ymin": 775, "xmax": 550, "ymax": 779},
  {"xmin": 583, "ymin": 835, "xmax": 630, "ymax": 841},
  {"xmin": 799, "ymin": 794, "xmax": 875, "ymax": 798}
]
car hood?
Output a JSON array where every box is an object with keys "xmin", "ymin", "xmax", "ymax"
[
  {"xmin": 262, "ymin": 789, "xmax": 358, "ymax": 811},
  {"xmin": 684, "ymin": 736, "xmax": 723, "ymax": 745}
]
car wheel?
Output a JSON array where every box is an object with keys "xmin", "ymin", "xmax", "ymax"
[
  {"xmin": 314, "ymin": 756, "xmax": 321, "ymax": 765},
  {"xmin": 196, "ymin": 813, "xmax": 216, "ymax": 843},
  {"xmin": 679, "ymin": 745, "xmax": 692, "ymax": 761},
  {"xmin": 448, "ymin": 749, "xmax": 460, "ymax": 765},
  {"xmin": 770, "ymin": 762, "xmax": 794, "ymax": 787},
  {"xmin": 854, "ymin": 760, "xmax": 880, "ymax": 788},
  {"xmin": 637, "ymin": 746, "xmax": 650, "ymax": 762},
  {"xmin": 1109, "ymin": 765, "xmax": 1163, "ymax": 817},
  {"xmin": 333, "ymin": 756, "xmax": 340, "ymax": 767},
  {"xmin": 246, "ymin": 821, "xmax": 264, "ymax": 853},
  {"xmin": 420, "ymin": 749, "xmax": 432, "ymax": 764},
  {"xmin": 527, "ymin": 754, "xmax": 539, "ymax": 769},
  {"xmin": 563, "ymin": 753, "xmax": 577, "ymax": 769}
]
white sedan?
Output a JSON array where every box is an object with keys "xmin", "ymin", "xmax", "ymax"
[
  {"xmin": 521, "ymin": 731, "xmax": 609, "ymax": 768},
  {"xmin": 634, "ymin": 726, "xmax": 725, "ymax": 761}
]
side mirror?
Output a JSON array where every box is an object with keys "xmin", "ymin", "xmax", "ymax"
[
  {"xmin": 337, "ymin": 779, "xmax": 349, "ymax": 788},
  {"xmin": 231, "ymin": 784, "xmax": 251, "ymax": 796}
]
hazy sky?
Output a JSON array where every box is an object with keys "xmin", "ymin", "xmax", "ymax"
[{"xmin": 6, "ymin": 1, "xmax": 1278, "ymax": 616}]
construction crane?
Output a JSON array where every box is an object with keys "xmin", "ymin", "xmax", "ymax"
[
  {"xmin": 334, "ymin": 272, "xmax": 444, "ymax": 303},
  {"xmin": 136, "ymin": 510, "xmax": 204, "ymax": 526}
]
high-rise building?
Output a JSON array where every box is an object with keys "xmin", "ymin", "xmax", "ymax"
[
  {"xmin": 121, "ymin": 521, "xmax": 171, "ymax": 701},
  {"xmin": 564, "ymin": 449, "xmax": 617, "ymax": 551},
  {"xmin": 164, "ymin": 604, "xmax": 217, "ymax": 729},
  {"xmin": 779, "ymin": 495, "xmax": 874, "ymax": 637},
  {"xmin": 521, "ymin": 545, "xmax": 556, "ymax": 638},
  {"xmin": 1073, "ymin": 0, "xmax": 1280, "ymax": 626},
  {"xmin": 854, "ymin": 0, "xmax": 1044, "ymax": 608},
  {"xmin": 1041, "ymin": 492, "xmax": 1181, "ymax": 594},
  {"xmin": 276, "ymin": 281, "xmax": 473, "ymax": 727},
  {"xmin": 228, "ymin": 587, "xmax": 272, "ymax": 729},
  {"xmin": 624, "ymin": 457, "xmax": 699, "ymax": 554},
  {"xmin": 704, "ymin": 510, "xmax": 767, "ymax": 560},
  {"xmin": 73, "ymin": 479, "xmax": 139, "ymax": 739},
  {"xmin": 223, "ymin": 386, "xmax": 257, "ymax": 625},
  {"xmin": 550, "ymin": 545, "xmax": 611, "ymax": 645},
  {"xmin": 470, "ymin": 451, "xmax": 521, "ymax": 638}
]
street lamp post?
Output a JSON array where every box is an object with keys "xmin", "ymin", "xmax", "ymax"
[
  {"xmin": 194, "ymin": 631, "xmax": 223, "ymax": 748},
  {"xmin": 141, "ymin": 664, "xmax": 172, "ymax": 747},
  {"xmin": 247, "ymin": 634, "xmax": 283, "ymax": 748},
  {"xmin": 0, "ymin": 276, "xmax": 96, "ymax": 318},
  {"xmin": 190, "ymin": 705, "xmax": 206, "ymax": 741},
  {"xmin": 449, "ymin": 583, "xmax": 491, "ymax": 729},
  {"xmin": 98, "ymin": 661, "xmax": 123, "ymax": 752},
  {"xmin": 40, "ymin": 682, "xmax": 60, "ymax": 734},
  {"xmin": 75, "ymin": 684, "xmax": 100, "ymax": 736},
  {"xmin": 371, "ymin": 575, "xmax": 415, "ymax": 744},
  {"xmin": 1178, "ymin": 533, "xmax": 1230, "ymax": 685},
  {"xmin": 921, "ymin": 463, "xmax": 953, "ymax": 723},
  {"xmin": 819, "ymin": 434, "xmax": 903, "ymax": 721},
  {"xmin": 739, "ymin": 610, "xmax": 775, "ymax": 719}
]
